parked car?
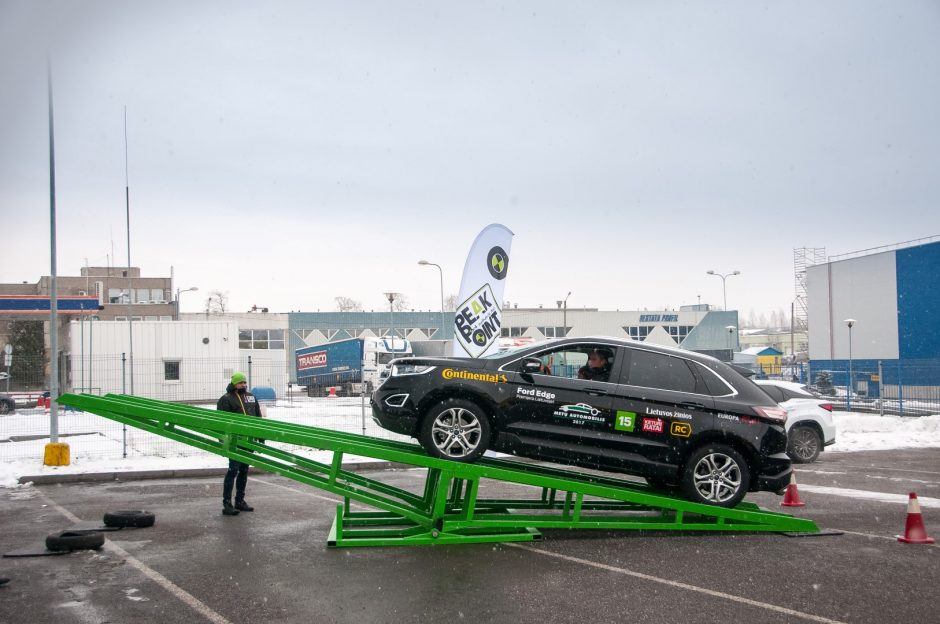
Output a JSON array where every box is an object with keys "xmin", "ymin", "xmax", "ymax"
[
  {"xmin": 372, "ymin": 337, "xmax": 792, "ymax": 508},
  {"xmin": 0, "ymin": 393, "xmax": 15, "ymax": 415},
  {"xmin": 754, "ymin": 380, "xmax": 836, "ymax": 463}
]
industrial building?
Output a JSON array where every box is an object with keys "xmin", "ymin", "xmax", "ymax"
[{"xmin": 807, "ymin": 237, "xmax": 940, "ymax": 398}]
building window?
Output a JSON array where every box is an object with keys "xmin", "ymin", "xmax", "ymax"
[
  {"xmin": 108, "ymin": 288, "xmax": 130, "ymax": 304},
  {"xmin": 537, "ymin": 326, "xmax": 569, "ymax": 338},
  {"xmin": 500, "ymin": 327, "xmax": 528, "ymax": 337},
  {"xmin": 164, "ymin": 360, "xmax": 181, "ymax": 381},
  {"xmin": 239, "ymin": 329, "xmax": 286, "ymax": 350}
]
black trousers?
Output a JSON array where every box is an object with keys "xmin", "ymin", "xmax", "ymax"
[{"xmin": 222, "ymin": 460, "xmax": 249, "ymax": 502}]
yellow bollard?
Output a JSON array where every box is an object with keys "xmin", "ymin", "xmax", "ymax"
[{"xmin": 43, "ymin": 442, "xmax": 71, "ymax": 466}]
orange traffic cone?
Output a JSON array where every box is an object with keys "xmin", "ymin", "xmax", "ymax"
[
  {"xmin": 897, "ymin": 492, "xmax": 935, "ymax": 544},
  {"xmin": 327, "ymin": 387, "xmax": 338, "ymax": 398},
  {"xmin": 781, "ymin": 472, "xmax": 806, "ymax": 507}
]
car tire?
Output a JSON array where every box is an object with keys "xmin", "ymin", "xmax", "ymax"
[
  {"xmin": 103, "ymin": 510, "xmax": 156, "ymax": 528},
  {"xmin": 45, "ymin": 530, "xmax": 105, "ymax": 552},
  {"xmin": 787, "ymin": 425, "xmax": 822, "ymax": 463},
  {"xmin": 0, "ymin": 400, "xmax": 12, "ymax": 415},
  {"xmin": 419, "ymin": 398, "xmax": 491, "ymax": 462},
  {"xmin": 680, "ymin": 444, "xmax": 750, "ymax": 508}
]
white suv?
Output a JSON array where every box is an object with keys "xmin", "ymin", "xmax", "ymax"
[{"xmin": 755, "ymin": 380, "xmax": 837, "ymax": 463}]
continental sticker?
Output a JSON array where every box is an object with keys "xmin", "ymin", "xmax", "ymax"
[
  {"xmin": 441, "ymin": 368, "xmax": 507, "ymax": 384},
  {"xmin": 670, "ymin": 421, "xmax": 692, "ymax": 437},
  {"xmin": 615, "ymin": 410, "xmax": 637, "ymax": 432}
]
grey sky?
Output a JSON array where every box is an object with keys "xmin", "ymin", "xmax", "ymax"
[{"xmin": 2, "ymin": 1, "xmax": 938, "ymax": 319}]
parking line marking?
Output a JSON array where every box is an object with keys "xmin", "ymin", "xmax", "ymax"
[
  {"xmin": 797, "ymin": 485, "xmax": 940, "ymax": 508},
  {"xmin": 250, "ymin": 476, "xmax": 371, "ymax": 510},
  {"xmin": 36, "ymin": 490, "xmax": 234, "ymax": 624},
  {"xmin": 507, "ymin": 543, "xmax": 847, "ymax": 624},
  {"xmin": 817, "ymin": 464, "xmax": 940, "ymax": 476}
]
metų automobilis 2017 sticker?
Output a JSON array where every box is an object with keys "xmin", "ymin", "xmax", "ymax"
[{"xmin": 453, "ymin": 283, "xmax": 502, "ymax": 358}]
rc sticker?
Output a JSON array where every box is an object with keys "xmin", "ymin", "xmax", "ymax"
[
  {"xmin": 642, "ymin": 418, "xmax": 665, "ymax": 433},
  {"xmin": 615, "ymin": 410, "xmax": 636, "ymax": 432},
  {"xmin": 670, "ymin": 421, "xmax": 692, "ymax": 437}
]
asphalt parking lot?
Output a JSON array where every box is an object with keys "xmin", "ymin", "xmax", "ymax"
[{"xmin": 1, "ymin": 448, "xmax": 938, "ymax": 624}]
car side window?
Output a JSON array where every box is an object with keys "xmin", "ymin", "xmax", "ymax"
[
  {"xmin": 621, "ymin": 348, "xmax": 697, "ymax": 393},
  {"xmin": 511, "ymin": 344, "xmax": 616, "ymax": 382},
  {"xmin": 760, "ymin": 384, "xmax": 787, "ymax": 403}
]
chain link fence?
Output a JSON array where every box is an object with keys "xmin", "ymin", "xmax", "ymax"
[{"xmin": 0, "ymin": 354, "xmax": 407, "ymax": 464}]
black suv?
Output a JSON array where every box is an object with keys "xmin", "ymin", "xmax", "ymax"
[{"xmin": 371, "ymin": 337, "xmax": 791, "ymax": 507}]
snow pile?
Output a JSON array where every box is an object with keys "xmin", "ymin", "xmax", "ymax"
[{"xmin": 828, "ymin": 412, "xmax": 940, "ymax": 453}]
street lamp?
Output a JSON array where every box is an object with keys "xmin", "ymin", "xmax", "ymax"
[
  {"xmin": 418, "ymin": 260, "xmax": 444, "ymax": 338},
  {"xmin": 384, "ymin": 292, "xmax": 401, "ymax": 347},
  {"xmin": 845, "ymin": 318, "xmax": 856, "ymax": 410},
  {"xmin": 706, "ymin": 270, "xmax": 741, "ymax": 310},
  {"xmin": 725, "ymin": 325, "xmax": 736, "ymax": 362},
  {"xmin": 175, "ymin": 286, "xmax": 198, "ymax": 320},
  {"xmin": 560, "ymin": 291, "xmax": 571, "ymax": 338}
]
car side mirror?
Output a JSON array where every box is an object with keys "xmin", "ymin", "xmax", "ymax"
[{"xmin": 522, "ymin": 358, "xmax": 543, "ymax": 376}]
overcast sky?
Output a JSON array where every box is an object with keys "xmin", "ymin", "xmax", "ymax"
[{"xmin": 2, "ymin": 1, "xmax": 938, "ymax": 319}]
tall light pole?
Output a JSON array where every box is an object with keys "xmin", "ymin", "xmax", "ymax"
[
  {"xmin": 418, "ymin": 260, "xmax": 444, "ymax": 338},
  {"xmin": 384, "ymin": 292, "xmax": 400, "ymax": 347},
  {"xmin": 845, "ymin": 318, "xmax": 856, "ymax": 411},
  {"xmin": 562, "ymin": 291, "xmax": 571, "ymax": 337},
  {"xmin": 706, "ymin": 270, "xmax": 741, "ymax": 310},
  {"xmin": 175, "ymin": 286, "xmax": 198, "ymax": 320},
  {"xmin": 725, "ymin": 325, "xmax": 736, "ymax": 362}
]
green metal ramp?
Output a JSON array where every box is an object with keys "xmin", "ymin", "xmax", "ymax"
[{"xmin": 56, "ymin": 393, "xmax": 819, "ymax": 547}]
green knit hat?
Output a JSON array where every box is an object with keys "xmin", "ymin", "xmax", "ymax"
[{"xmin": 231, "ymin": 372, "xmax": 247, "ymax": 385}]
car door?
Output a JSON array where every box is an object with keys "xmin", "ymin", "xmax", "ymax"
[
  {"xmin": 497, "ymin": 342, "xmax": 618, "ymax": 461},
  {"xmin": 606, "ymin": 346, "xmax": 716, "ymax": 473}
]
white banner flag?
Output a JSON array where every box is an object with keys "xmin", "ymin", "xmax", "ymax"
[{"xmin": 452, "ymin": 223, "xmax": 514, "ymax": 358}]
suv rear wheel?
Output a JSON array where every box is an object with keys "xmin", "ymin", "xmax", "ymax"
[
  {"xmin": 681, "ymin": 444, "xmax": 750, "ymax": 508},
  {"xmin": 419, "ymin": 399, "xmax": 490, "ymax": 462},
  {"xmin": 787, "ymin": 425, "xmax": 822, "ymax": 463}
]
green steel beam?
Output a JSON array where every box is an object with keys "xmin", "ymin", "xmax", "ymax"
[{"xmin": 57, "ymin": 393, "xmax": 820, "ymax": 547}]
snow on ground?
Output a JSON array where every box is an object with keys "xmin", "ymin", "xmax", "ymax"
[{"xmin": 1, "ymin": 397, "xmax": 938, "ymax": 488}]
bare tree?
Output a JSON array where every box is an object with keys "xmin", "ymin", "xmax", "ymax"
[
  {"xmin": 335, "ymin": 296, "xmax": 363, "ymax": 312},
  {"xmin": 205, "ymin": 290, "xmax": 228, "ymax": 315},
  {"xmin": 392, "ymin": 294, "xmax": 410, "ymax": 312}
]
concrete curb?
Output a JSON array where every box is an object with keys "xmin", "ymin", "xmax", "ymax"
[{"xmin": 18, "ymin": 460, "xmax": 408, "ymax": 485}]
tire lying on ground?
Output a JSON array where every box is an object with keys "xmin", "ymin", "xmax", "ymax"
[
  {"xmin": 45, "ymin": 530, "xmax": 105, "ymax": 552},
  {"xmin": 103, "ymin": 510, "xmax": 156, "ymax": 528}
]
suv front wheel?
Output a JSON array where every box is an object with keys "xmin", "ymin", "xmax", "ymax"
[
  {"xmin": 681, "ymin": 444, "xmax": 750, "ymax": 508},
  {"xmin": 419, "ymin": 399, "xmax": 491, "ymax": 462}
]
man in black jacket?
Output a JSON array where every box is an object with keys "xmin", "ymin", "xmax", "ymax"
[{"xmin": 218, "ymin": 372, "xmax": 262, "ymax": 515}]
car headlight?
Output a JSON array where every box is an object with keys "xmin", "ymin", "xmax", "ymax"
[{"xmin": 391, "ymin": 364, "xmax": 436, "ymax": 377}]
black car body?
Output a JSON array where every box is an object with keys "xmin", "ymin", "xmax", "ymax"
[
  {"xmin": 371, "ymin": 337, "xmax": 791, "ymax": 507},
  {"xmin": 0, "ymin": 393, "xmax": 15, "ymax": 414}
]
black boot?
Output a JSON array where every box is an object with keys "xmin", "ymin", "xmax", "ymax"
[
  {"xmin": 222, "ymin": 501, "xmax": 240, "ymax": 516},
  {"xmin": 234, "ymin": 499, "xmax": 254, "ymax": 512}
]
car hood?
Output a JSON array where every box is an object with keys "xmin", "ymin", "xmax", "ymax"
[{"xmin": 390, "ymin": 356, "xmax": 492, "ymax": 370}]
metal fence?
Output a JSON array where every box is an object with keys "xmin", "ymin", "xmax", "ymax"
[
  {"xmin": 0, "ymin": 354, "xmax": 407, "ymax": 464},
  {"xmin": 796, "ymin": 361, "xmax": 940, "ymax": 417}
]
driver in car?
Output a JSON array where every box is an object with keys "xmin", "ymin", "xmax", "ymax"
[{"xmin": 578, "ymin": 349, "xmax": 612, "ymax": 382}]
